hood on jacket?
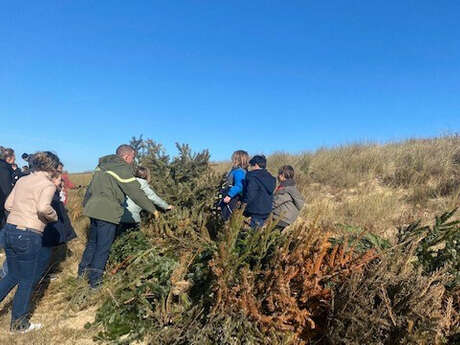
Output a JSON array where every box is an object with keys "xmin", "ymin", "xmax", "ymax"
[
  {"xmin": 278, "ymin": 178, "xmax": 296, "ymax": 189},
  {"xmin": 98, "ymin": 154, "xmax": 127, "ymax": 170},
  {"xmin": 250, "ymin": 169, "xmax": 276, "ymax": 194}
]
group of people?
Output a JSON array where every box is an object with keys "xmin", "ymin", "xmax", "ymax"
[
  {"xmin": 0, "ymin": 144, "xmax": 304, "ymax": 334},
  {"xmin": 0, "ymin": 147, "xmax": 76, "ymax": 332},
  {"xmin": 218, "ymin": 150, "xmax": 304, "ymax": 229}
]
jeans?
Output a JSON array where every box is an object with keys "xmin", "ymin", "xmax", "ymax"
[
  {"xmin": 0, "ymin": 224, "xmax": 42, "ymax": 329},
  {"xmin": 0, "ymin": 228, "xmax": 8, "ymax": 278},
  {"xmin": 35, "ymin": 247, "xmax": 52, "ymax": 284},
  {"xmin": 250, "ymin": 215, "xmax": 268, "ymax": 229},
  {"xmin": 78, "ymin": 218, "xmax": 117, "ymax": 288}
]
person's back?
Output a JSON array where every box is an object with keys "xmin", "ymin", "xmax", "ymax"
[
  {"xmin": 244, "ymin": 169, "xmax": 277, "ymax": 216},
  {"xmin": 272, "ymin": 165, "xmax": 305, "ymax": 229},
  {"xmin": 6, "ymin": 171, "xmax": 57, "ymax": 231},
  {"xmin": 83, "ymin": 154, "xmax": 135, "ymax": 224},
  {"xmin": 243, "ymin": 155, "xmax": 276, "ymax": 228},
  {"xmin": 79, "ymin": 145, "xmax": 162, "ymax": 288},
  {"xmin": 0, "ymin": 151, "xmax": 60, "ymax": 333}
]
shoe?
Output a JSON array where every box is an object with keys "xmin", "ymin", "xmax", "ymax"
[
  {"xmin": 20, "ymin": 323, "xmax": 42, "ymax": 333},
  {"xmin": 11, "ymin": 322, "xmax": 42, "ymax": 333},
  {"xmin": 47, "ymin": 273, "xmax": 58, "ymax": 281}
]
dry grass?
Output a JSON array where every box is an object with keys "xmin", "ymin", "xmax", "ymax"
[
  {"xmin": 266, "ymin": 135, "xmax": 460, "ymax": 237},
  {"xmin": 69, "ymin": 172, "xmax": 93, "ymax": 187},
  {"xmin": 0, "ymin": 135, "xmax": 458, "ymax": 344}
]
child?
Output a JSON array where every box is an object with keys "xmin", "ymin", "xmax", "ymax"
[
  {"xmin": 272, "ymin": 165, "xmax": 304, "ymax": 230},
  {"xmin": 119, "ymin": 166, "xmax": 172, "ymax": 232},
  {"xmin": 243, "ymin": 155, "xmax": 276, "ymax": 228},
  {"xmin": 38, "ymin": 171, "xmax": 77, "ymax": 283},
  {"xmin": 219, "ymin": 150, "xmax": 249, "ymax": 221}
]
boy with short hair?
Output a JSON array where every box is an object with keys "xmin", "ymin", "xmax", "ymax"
[
  {"xmin": 243, "ymin": 155, "xmax": 276, "ymax": 228},
  {"xmin": 272, "ymin": 165, "xmax": 305, "ymax": 230}
]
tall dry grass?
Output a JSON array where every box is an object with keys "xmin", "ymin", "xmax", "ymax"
[
  {"xmin": 265, "ymin": 135, "xmax": 460, "ymax": 237},
  {"xmin": 0, "ymin": 135, "xmax": 458, "ymax": 344}
]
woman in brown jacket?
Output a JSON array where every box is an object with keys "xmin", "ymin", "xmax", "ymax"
[{"xmin": 0, "ymin": 151, "xmax": 61, "ymax": 333}]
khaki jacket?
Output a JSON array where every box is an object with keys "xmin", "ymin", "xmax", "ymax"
[
  {"xmin": 83, "ymin": 155, "xmax": 158, "ymax": 224},
  {"xmin": 272, "ymin": 179, "xmax": 305, "ymax": 226},
  {"xmin": 5, "ymin": 171, "xmax": 57, "ymax": 232}
]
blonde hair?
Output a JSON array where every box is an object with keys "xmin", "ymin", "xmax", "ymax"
[
  {"xmin": 135, "ymin": 166, "xmax": 151, "ymax": 182},
  {"xmin": 231, "ymin": 150, "xmax": 249, "ymax": 169}
]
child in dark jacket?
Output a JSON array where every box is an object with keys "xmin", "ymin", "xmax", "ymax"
[
  {"xmin": 219, "ymin": 150, "xmax": 249, "ymax": 221},
  {"xmin": 272, "ymin": 165, "xmax": 305, "ymax": 230},
  {"xmin": 243, "ymin": 155, "xmax": 276, "ymax": 228},
  {"xmin": 36, "ymin": 174, "xmax": 77, "ymax": 284}
]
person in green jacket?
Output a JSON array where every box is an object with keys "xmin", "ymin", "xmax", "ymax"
[{"xmin": 78, "ymin": 145, "xmax": 161, "ymax": 288}]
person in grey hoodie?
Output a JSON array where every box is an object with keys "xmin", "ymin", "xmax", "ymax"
[
  {"xmin": 272, "ymin": 165, "xmax": 305, "ymax": 230},
  {"xmin": 119, "ymin": 166, "xmax": 172, "ymax": 232}
]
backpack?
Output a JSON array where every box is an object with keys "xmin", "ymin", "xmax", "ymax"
[{"xmin": 213, "ymin": 169, "xmax": 242, "ymax": 221}]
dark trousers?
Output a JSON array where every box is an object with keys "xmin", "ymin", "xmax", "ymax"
[
  {"xmin": 34, "ymin": 247, "xmax": 52, "ymax": 284},
  {"xmin": 0, "ymin": 224, "xmax": 43, "ymax": 329},
  {"xmin": 220, "ymin": 196, "xmax": 241, "ymax": 221},
  {"xmin": 0, "ymin": 227, "xmax": 7, "ymax": 278},
  {"xmin": 249, "ymin": 215, "xmax": 268, "ymax": 229},
  {"xmin": 78, "ymin": 218, "xmax": 116, "ymax": 288}
]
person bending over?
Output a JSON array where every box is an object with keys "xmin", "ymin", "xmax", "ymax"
[
  {"xmin": 119, "ymin": 166, "xmax": 172, "ymax": 233},
  {"xmin": 78, "ymin": 145, "xmax": 163, "ymax": 289}
]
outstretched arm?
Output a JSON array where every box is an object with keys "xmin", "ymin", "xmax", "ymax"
[
  {"xmin": 118, "ymin": 178, "xmax": 158, "ymax": 214},
  {"xmin": 143, "ymin": 184, "xmax": 170, "ymax": 210}
]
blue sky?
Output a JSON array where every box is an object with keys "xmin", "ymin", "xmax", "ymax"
[{"xmin": 1, "ymin": 1, "xmax": 459, "ymax": 172}]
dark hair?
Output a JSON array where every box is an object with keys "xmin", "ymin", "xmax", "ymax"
[
  {"xmin": 30, "ymin": 151, "xmax": 61, "ymax": 177},
  {"xmin": 116, "ymin": 144, "xmax": 135, "ymax": 157},
  {"xmin": 4, "ymin": 148, "xmax": 14, "ymax": 159},
  {"xmin": 249, "ymin": 155, "xmax": 267, "ymax": 169},
  {"xmin": 278, "ymin": 165, "xmax": 295, "ymax": 179},
  {"xmin": 0, "ymin": 147, "xmax": 14, "ymax": 161}
]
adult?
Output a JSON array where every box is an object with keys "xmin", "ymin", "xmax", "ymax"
[
  {"xmin": 78, "ymin": 145, "xmax": 163, "ymax": 288},
  {"xmin": 0, "ymin": 151, "xmax": 61, "ymax": 332},
  {"xmin": 4, "ymin": 148, "xmax": 24, "ymax": 186},
  {"xmin": 0, "ymin": 147, "xmax": 14, "ymax": 228}
]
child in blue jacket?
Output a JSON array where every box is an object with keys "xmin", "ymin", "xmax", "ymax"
[{"xmin": 220, "ymin": 150, "xmax": 249, "ymax": 221}]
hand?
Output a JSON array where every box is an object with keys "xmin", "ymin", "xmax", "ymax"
[
  {"xmin": 167, "ymin": 205, "xmax": 174, "ymax": 210},
  {"xmin": 223, "ymin": 196, "xmax": 231, "ymax": 204}
]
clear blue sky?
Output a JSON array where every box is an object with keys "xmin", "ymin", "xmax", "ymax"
[{"xmin": 1, "ymin": 1, "xmax": 459, "ymax": 172}]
